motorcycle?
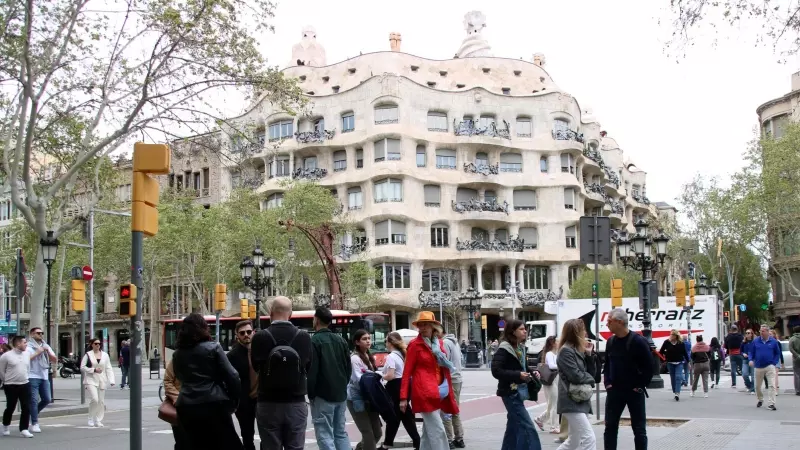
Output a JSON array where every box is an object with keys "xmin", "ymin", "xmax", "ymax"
[{"xmin": 59, "ymin": 355, "xmax": 80, "ymax": 378}]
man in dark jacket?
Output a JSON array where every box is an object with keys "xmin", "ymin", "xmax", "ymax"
[
  {"xmin": 603, "ymin": 308, "xmax": 654, "ymax": 450},
  {"xmin": 308, "ymin": 307, "xmax": 352, "ymax": 450},
  {"xmin": 251, "ymin": 297, "xmax": 312, "ymax": 450},
  {"xmin": 723, "ymin": 325, "xmax": 745, "ymax": 389},
  {"xmin": 226, "ymin": 320, "xmax": 258, "ymax": 450}
]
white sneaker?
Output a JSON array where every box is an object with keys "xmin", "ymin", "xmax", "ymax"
[
  {"xmin": 95, "ymin": 422, "xmax": 104, "ymax": 428},
  {"xmin": 2, "ymin": 425, "xmax": 9, "ymax": 436},
  {"xmin": 31, "ymin": 424, "xmax": 41, "ymax": 433},
  {"xmin": 87, "ymin": 419, "xmax": 95, "ymax": 427},
  {"xmin": 20, "ymin": 430, "xmax": 33, "ymax": 438},
  {"xmin": 704, "ymin": 393, "xmax": 709, "ymax": 398},
  {"xmin": 690, "ymin": 391, "xmax": 695, "ymax": 397}
]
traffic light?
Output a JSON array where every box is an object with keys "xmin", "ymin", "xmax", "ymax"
[
  {"xmin": 611, "ymin": 278, "xmax": 623, "ymax": 308},
  {"xmin": 71, "ymin": 280, "xmax": 86, "ymax": 313},
  {"xmin": 249, "ymin": 304, "xmax": 257, "ymax": 320},
  {"xmin": 674, "ymin": 279, "xmax": 686, "ymax": 308},
  {"xmin": 240, "ymin": 299, "xmax": 249, "ymax": 319},
  {"xmin": 214, "ymin": 284, "xmax": 227, "ymax": 312},
  {"xmin": 132, "ymin": 142, "xmax": 170, "ymax": 237},
  {"xmin": 723, "ymin": 310, "xmax": 730, "ymax": 321},
  {"xmin": 688, "ymin": 279, "xmax": 696, "ymax": 307},
  {"xmin": 119, "ymin": 284, "xmax": 137, "ymax": 317}
]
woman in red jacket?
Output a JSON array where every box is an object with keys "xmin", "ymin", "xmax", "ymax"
[{"xmin": 400, "ymin": 311, "xmax": 458, "ymax": 450}]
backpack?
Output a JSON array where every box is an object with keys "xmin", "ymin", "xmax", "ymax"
[
  {"xmin": 711, "ymin": 347, "xmax": 723, "ymax": 361},
  {"xmin": 262, "ymin": 328, "xmax": 304, "ymax": 391}
]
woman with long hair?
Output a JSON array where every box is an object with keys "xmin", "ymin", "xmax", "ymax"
[
  {"xmin": 348, "ymin": 329, "xmax": 383, "ymax": 450},
  {"xmin": 659, "ymin": 329, "xmax": 689, "ymax": 401},
  {"xmin": 380, "ymin": 332, "xmax": 420, "ymax": 450},
  {"xmin": 173, "ymin": 313, "xmax": 243, "ymax": 449},
  {"xmin": 708, "ymin": 337, "xmax": 725, "ymax": 389},
  {"xmin": 491, "ymin": 319, "xmax": 543, "ymax": 450},
  {"xmin": 80, "ymin": 338, "xmax": 115, "ymax": 427},
  {"xmin": 535, "ymin": 335, "xmax": 559, "ymax": 434},
  {"xmin": 400, "ymin": 311, "xmax": 458, "ymax": 450},
  {"xmin": 556, "ymin": 319, "xmax": 597, "ymax": 450}
]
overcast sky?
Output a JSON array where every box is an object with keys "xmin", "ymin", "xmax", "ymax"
[{"xmin": 245, "ymin": 0, "xmax": 793, "ymax": 207}]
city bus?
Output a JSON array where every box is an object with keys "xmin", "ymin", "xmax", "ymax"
[{"xmin": 162, "ymin": 310, "xmax": 391, "ymax": 367}]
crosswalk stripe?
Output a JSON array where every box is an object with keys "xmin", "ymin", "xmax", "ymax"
[
  {"xmin": 150, "ymin": 430, "xmax": 173, "ymax": 434},
  {"xmin": 112, "ymin": 428, "xmax": 130, "ymax": 431},
  {"xmin": 44, "ymin": 424, "xmax": 72, "ymax": 428}
]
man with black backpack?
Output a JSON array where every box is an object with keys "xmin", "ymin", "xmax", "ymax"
[{"xmin": 251, "ymin": 297, "xmax": 312, "ymax": 450}]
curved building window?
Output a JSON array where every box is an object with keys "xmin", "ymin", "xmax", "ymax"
[
  {"xmin": 265, "ymin": 193, "xmax": 283, "ymax": 210},
  {"xmin": 416, "ymin": 145, "xmax": 427, "ymax": 167},
  {"xmin": 374, "ymin": 178, "xmax": 403, "ymax": 203},
  {"xmin": 495, "ymin": 229, "xmax": 509, "ymax": 243},
  {"xmin": 516, "ymin": 117, "xmax": 532, "ymax": 137},
  {"xmin": 430, "ymin": 224, "xmax": 449, "ymax": 248},
  {"xmin": 561, "ymin": 153, "xmax": 575, "ymax": 174},
  {"xmin": 471, "ymin": 227, "xmax": 489, "ymax": 242},
  {"xmin": 568, "ymin": 266, "xmax": 582, "ymax": 287},
  {"xmin": 424, "ymin": 185, "xmax": 441, "ymax": 207},
  {"xmin": 522, "ymin": 266, "xmax": 549, "ymax": 290},
  {"xmin": 374, "ymin": 219, "xmax": 407, "ymax": 246},
  {"xmin": 347, "ymin": 187, "xmax": 363, "ymax": 210},
  {"xmin": 333, "ymin": 150, "xmax": 347, "ymax": 172},
  {"xmin": 422, "ymin": 268, "xmax": 459, "ymax": 291},
  {"xmin": 456, "ymin": 187, "xmax": 478, "ymax": 203},
  {"xmin": 375, "ymin": 138, "xmax": 401, "ymax": 162},
  {"xmin": 540, "ymin": 156, "xmax": 548, "ymax": 173},
  {"xmin": 436, "ymin": 149, "xmax": 457, "ymax": 169},
  {"xmin": 484, "ymin": 190, "xmax": 497, "ymax": 203},
  {"xmin": 519, "ymin": 227, "xmax": 538, "ymax": 249},
  {"xmin": 564, "ymin": 188, "xmax": 575, "ymax": 210},
  {"xmin": 553, "ymin": 118, "xmax": 569, "ymax": 134},
  {"xmin": 500, "ymin": 153, "xmax": 522, "ymax": 172},
  {"xmin": 427, "ymin": 112, "xmax": 448, "ymax": 132},
  {"xmin": 565, "ymin": 226, "xmax": 577, "ymax": 248},
  {"xmin": 479, "ymin": 115, "xmax": 496, "ymax": 129},
  {"xmin": 374, "ymin": 105, "xmax": 399, "ymax": 125},
  {"xmin": 268, "ymin": 120, "xmax": 293, "ymax": 141},
  {"xmin": 341, "ymin": 112, "xmax": 355, "ymax": 132},
  {"xmin": 475, "ymin": 152, "xmax": 489, "ymax": 167},
  {"xmin": 513, "ymin": 189, "xmax": 536, "ymax": 211},
  {"xmin": 375, "ymin": 262, "xmax": 410, "ymax": 289}
]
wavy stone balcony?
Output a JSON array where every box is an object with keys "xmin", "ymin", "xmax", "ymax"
[
  {"xmin": 455, "ymin": 236, "xmax": 524, "ymax": 252},
  {"xmin": 604, "ymin": 168, "xmax": 621, "ymax": 189},
  {"xmin": 607, "ymin": 199, "xmax": 624, "ymax": 216},
  {"xmin": 463, "ymin": 162, "xmax": 499, "ymax": 176},
  {"xmin": 418, "ymin": 290, "xmax": 461, "ymax": 308},
  {"xmin": 582, "ymin": 147, "xmax": 607, "ymax": 170},
  {"xmin": 584, "ymin": 182, "xmax": 605, "ymax": 202},
  {"xmin": 552, "ymin": 129, "xmax": 585, "ymax": 143},
  {"xmin": 453, "ymin": 120, "xmax": 511, "ymax": 139},
  {"xmin": 340, "ymin": 240, "xmax": 367, "ymax": 260},
  {"xmin": 295, "ymin": 129, "xmax": 336, "ymax": 144},
  {"xmin": 481, "ymin": 286, "xmax": 565, "ymax": 307},
  {"xmin": 631, "ymin": 193, "xmax": 651, "ymax": 206},
  {"xmin": 292, "ymin": 167, "xmax": 328, "ymax": 180},
  {"xmin": 452, "ymin": 198, "xmax": 510, "ymax": 215}
]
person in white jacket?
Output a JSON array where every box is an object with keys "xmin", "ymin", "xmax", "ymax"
[{"xmin": 80, "ymin": 338, "xmax": 115, "ymax": 427}]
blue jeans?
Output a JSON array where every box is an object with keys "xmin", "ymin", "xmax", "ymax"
[
  {"xmin": 729, "ymin": 354, "xmax": 744, "ymax": 387},
  {"xmin": 120, "ymin": 365, "xmax": 129, "ymax": 387},
  {"xmin": 741, "ymin": 361, "xmax": 754, "ymax": 391},
  {"xmin": 311, "ymin": 398, "xmax": 350, "ymax": 450},
  {"xmin": 500, "ymin": 394, "xmax": 542, "ymax": 450},
  {"xmin": 667, "ymin": 363, "xmax": 684, "ymax": 395},
  {"xmin": 29, "ymin": 378, "xmax": 51, "ymax": 424}
]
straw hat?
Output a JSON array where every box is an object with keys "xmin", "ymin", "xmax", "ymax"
[{"xmin": 412, "ymin": 311, "xmax": 443, "ymax": 333}]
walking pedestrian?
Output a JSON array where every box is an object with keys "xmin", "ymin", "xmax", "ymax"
[
  {"xmin": 741, "ymin": 329, "xmax": 756, "ymax": 393},
  {"xmin": 441, "ymin": 331, "xmax": 465, "ymax": 448},
  {"xmin": 26, "ymin": 327, "xmax": 56, "ymax": 433},
  {"xmin": 80, "ymin": 338, "xmax": 115, "ymax": 427},
  {"xmin": 690, "ymin": 335, "xmax": 711, "ymax": 398},
  {"xmin": 163, "ymin": 358, "xmax": 190, "ymax": 449},
  {"xmin": 400, "ymin": 311, "xmax": 459, "ymax": 450},
  {"xmin": 380, "ymin": 331, "xmax": 420, "ymax": 450},
  {"xmin": 789, "ymin": 326, "xmax": 800, "ymax": 395},
  {"xmin": 0, "ymin": 336, "xmax": 33, "ymax": 438},
  {"xmin": 708, "ymin": 337, "xmax": 724, "ymax": 389},
  {"xmin": 251, "ymin": 297, "xmax": 312, "ymax": 450},
  {"xmin": 308, "ymin": 307, "xmax": 352, "ymax": 450},
  {"xmin": 173, "ymin": 313, "xmax": 243, "ymax": 449},
  {"xmin": 491, "ymin": 319, "xmax": 543, "ymax": 450},
  {"xmin": 750, "ymin": 324, "xmax": 781, "ymax": 410},
  {"xmin": 226, "ymin": 320, "xmax": 259, "ymax": 450},
  {"xmin": 535, "ymin": 336, "xmax": 560, "ymax": 434},
  {"xmin": 769, "ymin": 329, "xmax": 783, "ymax": 394},
  {"xmin": 347, "ymin": 329, "xmax": 383, "ymax": 450},
  {"xmin": 723, "ymin": 325, "xmax": 745, "ymax": 389},
  {"xmin": 682, "ymin": 334, "xmax": 691, "ymax": 387},
  {"xmin": 556, "ymin": 319, "xmax": 599, "ymax": 450},
  {"xmin": 119, "ymin": 340, "xmax": 130, "ymax": 389},
  {"xmin": 659, "ymin": 329, "xmax": 688, "ymax": 401}
]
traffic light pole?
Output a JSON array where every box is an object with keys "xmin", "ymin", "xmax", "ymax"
[
  {"xmin": 592, "ymin": 216, "xmax": 600, "ymax": 421},
  {"xmin": 130, "ymin": 230, "xmax": 143, "ymax": 450}
]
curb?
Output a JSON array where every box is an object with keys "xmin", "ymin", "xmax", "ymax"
[{"xmin": 38, "ymin": 406, "xmax": 88, "ymax": 418}]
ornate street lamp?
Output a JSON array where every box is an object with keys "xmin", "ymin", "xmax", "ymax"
[
  {"xmin": 459, "ymin": 287, "xmax": 483, "ymax": 368},
  {"xmin": 618, "ymin": 220, "xmax": 669, "ymax": 389},
  {"xmin": 240, "ymin": 245, "xmax": 275, "ymax": 329},
  {"xmin": 40, "ymin": 230, "xmax": 59, "ymax": 401}
]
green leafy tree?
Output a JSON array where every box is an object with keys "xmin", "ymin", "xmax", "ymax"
[
  {"xmin": 340, "ymin": 260, "xmax": 384, "ymax": 313},
  {"xmin": 568, "ymin": 268, "xmax": 642, "ymax": 299}
]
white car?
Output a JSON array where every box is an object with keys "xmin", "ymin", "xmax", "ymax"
[{"xmin": 780, "ymin": 341, "xmax": 794, "ymax": 369}]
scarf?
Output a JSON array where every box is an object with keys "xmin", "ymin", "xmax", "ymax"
[
  {"xmin": 500, "ymin": 341, "xmax": 526, "ymax": 369},
  {"xmin": 424, "ymin": 336, "xmax": 455, "ymax": 371}
]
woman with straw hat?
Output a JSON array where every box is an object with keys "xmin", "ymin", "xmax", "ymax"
[{"xmin": 399, "ymin": 311, "xmax": 458, "ymax": 450}]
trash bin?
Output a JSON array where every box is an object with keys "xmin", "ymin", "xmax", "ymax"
[
  {"xmin": 149, "ymin": 357, "xmax": 161, "ymax": 379},
  {"xmin": 465, "ymin": 345, "xmax": 481, "ymax": 368}
]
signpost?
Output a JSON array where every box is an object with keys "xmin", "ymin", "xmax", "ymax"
[
  {"xmin": 579, "ymin": 216, "xmax": 611, "ymax": 421},
  {"xmin": 82, "ymin": 266, "xmax": 93, "ymax": 281}
]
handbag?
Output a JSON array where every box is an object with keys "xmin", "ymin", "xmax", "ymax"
[
  {"xmin": 516, "ymin": 382, "xmax": 530, "ymax": 401},
  {"xmin": 537, "ymin": 364, "xmax": 558, "ymax": 386},
  {"xmin": 157, "ymin": 399, "xmax": 178, "ymax": 425},
  {"xmin": 568, "ymin": 383, "xmax": 594, "ymax": 402}
]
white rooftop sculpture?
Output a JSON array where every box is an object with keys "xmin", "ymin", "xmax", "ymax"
[
  {"xmin": 456, "ymin": 11, "xmax": 492, "ymax": 58},
  {"xmin": 291, "ymin": 26, "xmax": 327, "ymax": 67}
]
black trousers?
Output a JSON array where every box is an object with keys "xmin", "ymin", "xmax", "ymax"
[
  {"xmin": 235, "ymin": 396, "xmax": 258, "ymax": 450},
  {"xmin": 171, "ymin": 423, "xmax": 192, "ymax": 450},
  {"xmin": 177, "ymin": 402, "xmax": 243, "ymax": 450},
  {"xmin": 604, "ymin": 388, "xmax": 647, "ymax": 450},
  {"xmin": 2, "ymin": 383, "xmax": 31, "ymax": 431},
  {"xmin": 383, "ymin": 379, "xmax": 420, "ymax": 448}
]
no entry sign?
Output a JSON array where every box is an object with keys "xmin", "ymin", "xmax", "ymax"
[{"xmin": 82, "ymin": 266, "xmax": 94, "ymax": 281}]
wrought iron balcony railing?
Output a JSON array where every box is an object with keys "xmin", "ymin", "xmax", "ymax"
[
  {"xmin": 455, "ymin": 236, "xmax": 524, "ymax": 252},
  {"xmin": 453, "ymin": 119, "xmax": 511, "ymax": 139},
  {"xmin": 292, "ymin": 167, "xmax": 328, "ymax": 181},
  {"xmin": 452, "ymin": 198, "xmax": 509, "ymax": 215},
  {"xmin": 463, "ymin": 162, "xmax": 499, "ymax": 175},
  {"xmin": 418, "ymin": 290, "xmax": 460, "ymax": 308},
  {"xmin": 295, "ymin": 129, "xmax": 336, "ymax": 144},
  {"xmin": 584, "ymin": 182, "xmax": 604, "ymax": 196},
  {"xmin": 552, "ymin": 129, "xmax": 585, "ymax": 143},
  {"xmin": 340, "ymin": 240, "xmax": 367, "ymax": 260}
]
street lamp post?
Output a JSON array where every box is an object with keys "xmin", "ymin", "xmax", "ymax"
[
  {"xmin": 617, "ymin": 219, "xmax": 669, "ymax": 389},
  {"xmin": 40, "ymin": 230, "xmax": 59, "ymax": 400},
  {"xmin": 459, "ymin": 287, "xmax": 483, "ymax": 368},
  {"xmin": 240, "ymin": 245, "xmax": 276, "ymax": 330}
]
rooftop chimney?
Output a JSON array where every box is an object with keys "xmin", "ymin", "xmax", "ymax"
[{"xmin": 389, "ymin": 32, "xmax": 402, "ymax": 52}]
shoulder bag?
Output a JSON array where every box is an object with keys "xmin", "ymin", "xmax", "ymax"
[
  {"xmin": 537, "ymin": 363, "xmax": 558, "ymax": 385},
  {"xmin": 158, "ymin": 398, "xmax": 178, "ymax": 425}
]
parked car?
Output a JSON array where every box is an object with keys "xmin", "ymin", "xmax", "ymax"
[{"xmin": 780, "ymin": 341, "xmax": 794, "ymax": 369}]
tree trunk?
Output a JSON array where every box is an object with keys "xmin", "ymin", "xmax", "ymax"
[{"xmin": 29, "ymin": 246, "xmax": 48, "ymax": 330}]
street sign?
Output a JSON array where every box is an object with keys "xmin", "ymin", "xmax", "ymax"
[
  {"xmin": 739, "ymin": 304, "xmax": 747, "ymax": 312},
  {"xmin": 0, "ymin": 319, "xmax": 18, "ymax": 336},
  {"xmin": 498, "ymin": 319, "xmax": 506, "ymax": 329},
  {"xmin": 481, "ymin": 315, "xmax": 487, "ymax": 329},
  {"xmin": 82, "ymin": 265, "xmax": 94, "ymax": 281},
  {"xmin": 579, "ymin": 216, "xmax": 612, "ymax": 265},
  {"xmin": 4, "ymin": 309, "xmax": 9, "ymax": 322},
  {"xmin": 761, "ymin": 303, "xmax": 769, "ymax": 311}
]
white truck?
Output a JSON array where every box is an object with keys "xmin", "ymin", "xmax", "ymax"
[{"xmin": 525, "ymin": 295, "xmax": 720, "ymax": 367}]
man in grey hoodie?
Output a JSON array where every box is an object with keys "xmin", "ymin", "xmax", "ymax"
[{"xmin": 442, "ymin": 333, "xmax": 464, "ymax": 448}]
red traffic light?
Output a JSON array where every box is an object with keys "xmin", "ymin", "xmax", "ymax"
[
  {"xmin": 121, "ymin": 287, "xmax": 130, "ymax": 297},
  {"xmin": 120, "ymin": 284, "xmax": 136, "ymax": 299}
]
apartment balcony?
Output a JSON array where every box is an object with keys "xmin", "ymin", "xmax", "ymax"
[
  {"xmin": 630, "ymin": 193, "xmax": 651, "ymax": 206},
  {"xmin": 375, "ymin": 234, "xmax": 407, "ymax": 246},
  {"xmin": 452, "ymin": 199, "xmax": 510, "ymax": 215},
  {"xmin": 480, "ymin": 286, "xmax": 565, "ymax": 308},
  {"xmin": 583, "ymin": 182, "xmax": 606, "ymax": 202},
  {"xmin": 582, "ymin": 147, "xmax": 605, "ymax": 168},
  {"xmin": 604, "ymin": 168, "xmax": 621, "ymax": 189},
  {"xmin": 455, "ymin": 236, "xmax": 524, "ymax": 252},
  {"xmin": 418, "ymin": 290, "xmax": 461, "ymax": 308},
  {"xmin": 292, "ymin": 167, "xmax": 328, "ymax": 181},
  {"xmin": 295, "ymin": 129, "xmax": 336, "ymax": 144},
  {"xmin": 552, "ymin": 129, "xmax": 585, "ymax": 143},
  {"xmin": 453, "ymin": 120, "xmax": 511, "ymax": 139},
  {"xmin": 340, "ymin": 240, "xmax": 367, "ymax": 260},
  {"xmin": 463, "ymin": 162, "xmax": 499, "ymax": 176}
]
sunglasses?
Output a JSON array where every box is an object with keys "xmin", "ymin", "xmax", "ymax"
[
  {"xmin": 238, "ymin": 330, "xmax": 253, "ymax": 336},
  {"xmin": 92, "ymin": 342, "xmax": 101, "ymax": 346},
  {"xmin": 32, "ymin": 331, "xmax": 42, "ymax": 335}
]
